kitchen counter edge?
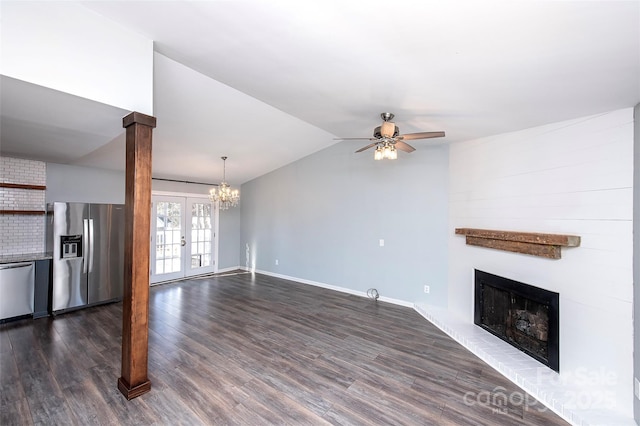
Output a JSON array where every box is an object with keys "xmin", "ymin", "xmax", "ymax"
[{"xmin": 0, "ymin": 252, "xmax": 53, "ymax": 264}]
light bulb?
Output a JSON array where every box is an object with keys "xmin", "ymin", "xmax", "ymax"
[
  {"xmin": 374, "ymin": 147, "xmax": 383, "ymax": 160},
  {"xmin": 389, "ymin": 146, "xmax": 398, "ymax": 160}
]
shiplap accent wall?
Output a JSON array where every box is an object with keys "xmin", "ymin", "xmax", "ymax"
[
  {"xmin": 447, "ymin": 108, "xmax": 634, "ymax": 417},
  {"xmin": 634, "ymin": 103, "xmax": 640, "ymax": 423},
  {"xmin": 0, "ymin": 157, "xmax": 46, "ymax": 255}
]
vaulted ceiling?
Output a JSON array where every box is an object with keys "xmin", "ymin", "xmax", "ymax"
[{"xmin": 1, "ymin": 1, "xmax": 639, "ymax": 185}]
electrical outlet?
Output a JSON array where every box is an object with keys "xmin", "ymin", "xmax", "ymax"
[
  {"xmin": 275, "ymin": 259, "xmax": 279, "ymax": 265},
  {"xmin": 424, "ymin": 285, "xmax": 430, "ymax": 294},
  {"xmin": 379, "ymin": 239, "xmax": 384, "ymax": 247}
]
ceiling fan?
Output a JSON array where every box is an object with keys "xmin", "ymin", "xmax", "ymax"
[{"xmin": 335, "ymin": 112, "xmax": 445, "ymax": 160}]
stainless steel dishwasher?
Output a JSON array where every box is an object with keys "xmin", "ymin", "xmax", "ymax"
[{"xmin": 0, "ymin": 262, "xmax": 35, "ymax": 320}]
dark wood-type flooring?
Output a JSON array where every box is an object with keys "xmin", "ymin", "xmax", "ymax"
[{"xmin": 1, "ymin": 272, "xmax": 569, "ymax": 425}]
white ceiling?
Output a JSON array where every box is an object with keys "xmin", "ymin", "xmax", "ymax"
[{"xmin": 1, "ymin": 1, "xmax": 639, "ymax": 185}]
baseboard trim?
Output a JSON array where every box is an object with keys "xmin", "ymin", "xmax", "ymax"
[
  {"xmin": 216, "ymin": 266, "xmax": 245, "ymax": 274},
  {"xmin": 243, "ymin": 267, "xmax": 414, "ymax": 308}
]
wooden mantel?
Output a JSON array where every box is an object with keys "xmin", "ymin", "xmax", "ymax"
[{"xmin": 455, "ymin": 228, "xmax": 580, "ymax": 259}]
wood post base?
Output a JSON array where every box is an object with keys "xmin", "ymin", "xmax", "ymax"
[{"xmin": 117, "ymin": 377, "xmax": 151, "ymax": 400}]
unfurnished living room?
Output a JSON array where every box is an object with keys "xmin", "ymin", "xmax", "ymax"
[{"xmin": 1, "ymin": 1, "xmax": 639, "ymax": 425}]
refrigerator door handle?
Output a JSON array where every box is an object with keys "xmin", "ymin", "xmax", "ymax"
[
  {"xmin": 88, "ymin": 219, "xmax": 95, "ymax": 273},
  {"xmin": 83, "ymin": 219, "xmax": 89, "ymax": 273}
]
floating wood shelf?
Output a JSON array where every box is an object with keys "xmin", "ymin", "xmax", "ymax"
[
  {"xmin": 0, "ymin": 183, "xmax": 47, "ymax": 216},
  {"xmin": 455, "ymin": 228, "xmax": 580, "ymax": 259},
  {"xmin": 0, "ymin": 183, "xmax": 46, "ymax": 190},
  {"xmin": 0, "ymin": 210, "xmax": 46, "ymax": 215}
]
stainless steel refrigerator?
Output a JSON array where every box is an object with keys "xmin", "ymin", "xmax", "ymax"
[{"xmin": 46, "ymin": 202, "xmax": 125, "ymax": 313}]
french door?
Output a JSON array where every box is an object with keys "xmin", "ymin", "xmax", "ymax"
[{"xmin": 150, "ymin": 194, "xmax": 218, "ymax": 284}]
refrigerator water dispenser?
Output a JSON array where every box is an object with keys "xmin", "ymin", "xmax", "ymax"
[{"xmin": 60, "ymin": 235, "xmax": 82, "ymax": 259}]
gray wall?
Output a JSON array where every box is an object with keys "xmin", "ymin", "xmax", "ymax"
[
  {"xmin": 634, "ymin": 102, "xmax": 640, "ymax": 422},
  {"xmin": 46, "ymin": 162, "xmax": 125, "ymax": 204},
  {"xmin": 240, "ymin": 140, "xmax": 449, "ymax": 305},
  {"xmin": 46, "ymin": 162, "xmax": 240, "ymax": 271},
  {"xmin": 219, "ymin": 206, "xmax": 241, "ymax": 270}
]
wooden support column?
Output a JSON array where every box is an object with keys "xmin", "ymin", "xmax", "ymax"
[{"xmin": 118, "ymin": 112, "xmax": 156, "ymax": 400}]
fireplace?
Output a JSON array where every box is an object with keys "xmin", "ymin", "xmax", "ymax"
[{"xmin": 474, "ymin": 270, "xmax": 559, "ymax": 372}]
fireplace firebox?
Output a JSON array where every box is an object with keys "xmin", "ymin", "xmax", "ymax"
[{"xmin": 474, "ymin": 270, "xmax": 559, "ymax": 372}]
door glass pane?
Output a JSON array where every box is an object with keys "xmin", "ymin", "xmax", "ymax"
[
  {"xmin": 155, "ymin": 201, "xmax": 183, "ymax": 274},
  {"xmin": 190, "ymin": 202, "xmax": 212, "ymax": 269}
]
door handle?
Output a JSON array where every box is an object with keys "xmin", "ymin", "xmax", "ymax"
[
  {"xmin": 83, "ymin": 219, "xmax": 89, "ymax": 273},
  {"xmin": 181, "ymin": 236, "xmax": 186, "ymax": 247},
  {"xmin": 88, "ymin": 219, "xmax": 94, "ymax": 273}
]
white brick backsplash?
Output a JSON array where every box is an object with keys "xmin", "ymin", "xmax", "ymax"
[
  {"xmin": 0, "ymin": 157, "xmax": 46, "ymax": 254},
  {"xmin": 0, "ymin": 216, "xmax": 45, "ymax": 255},
  {"xmin": 1, "ymin": 157, "xmax": 46, "ymax": 185}
]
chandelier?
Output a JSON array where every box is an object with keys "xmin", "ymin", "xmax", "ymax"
[
  {"xmin": 209, "ymin": 156, "xmax": 239, "ymax": 210},
  {"xmin": 373, "ymin": 142, "xmax": 398, "ymax": 160}
]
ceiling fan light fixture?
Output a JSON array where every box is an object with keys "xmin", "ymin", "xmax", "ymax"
[
  {"xmin": 373, "ymin": 143, "xmax": 397, "ymax": 160},
  {"xmin": 389, "ymin": 145, "xmax": 398, "ymax": 160},
  {"xmin": 342, "ymin": 112, "xmax": 445, "ymax": 160},
  {"xmin": 374, "ymin": 145, "xmax": 384, "ymax": 160},
  {"xmin": 383, "ymin": 143, "xmax": 392, "ymax": 158},
  {"xmin": 380, "ymin": 121, "xmax": 395, "ymax": 138}
]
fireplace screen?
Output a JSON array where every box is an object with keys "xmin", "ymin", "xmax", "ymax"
[{"xmin": 474, "ymin": 270, "xmax": 559, "ymax": 372}]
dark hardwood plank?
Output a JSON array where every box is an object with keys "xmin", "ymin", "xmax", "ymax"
[
  {"xmin": 1, "ymin": 397, "xmax": 32, "ymax": 425},
  {"xmin": 239, "ymin": 378, "xmax": 331, "ymax": 425},
  {"xmin": 62, "ymin": 378, "xmax": 121, "ymax": 425},
  {"xmin": 0, "ymin": 271, "xmax": 569, "ymax": 425},
  {"xmin": 0, "ymin": 350, "xmax": 27, "ymax": 407},
  {"xmin": 88, "ymin": 363, "xmax": 160, "ymax": 425}
]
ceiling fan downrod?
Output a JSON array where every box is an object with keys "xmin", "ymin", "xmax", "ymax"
[{"xmin": 380, "ymin": 112, "xmax": 394, "ymax": 122}]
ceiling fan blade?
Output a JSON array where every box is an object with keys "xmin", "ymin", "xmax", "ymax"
[
  {"xmin": 395, "ymin": 141, "xmax": 416, "ymax": 153},
  {"xmin": 399, "ymin": 131, "xmax": 445, "ymax": 141},
  {"xmin": 333, "ymin": 137, "xmax": 377, "ymax": 141},
  {"xmin": 355, "ymin": 142, "xmax": 378, "ymax": 153}
]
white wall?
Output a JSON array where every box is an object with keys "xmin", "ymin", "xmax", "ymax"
[
  {"xmin": 448, "ymin": 108, "xmax": 634, "ymax": 416},
  {"xmin": 633, "ymin": 103, "xmax": 640, "ymax": 423},
  {"xmin": 0, "ymin": 1, "xmax": 153, "ymax": 114}
]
